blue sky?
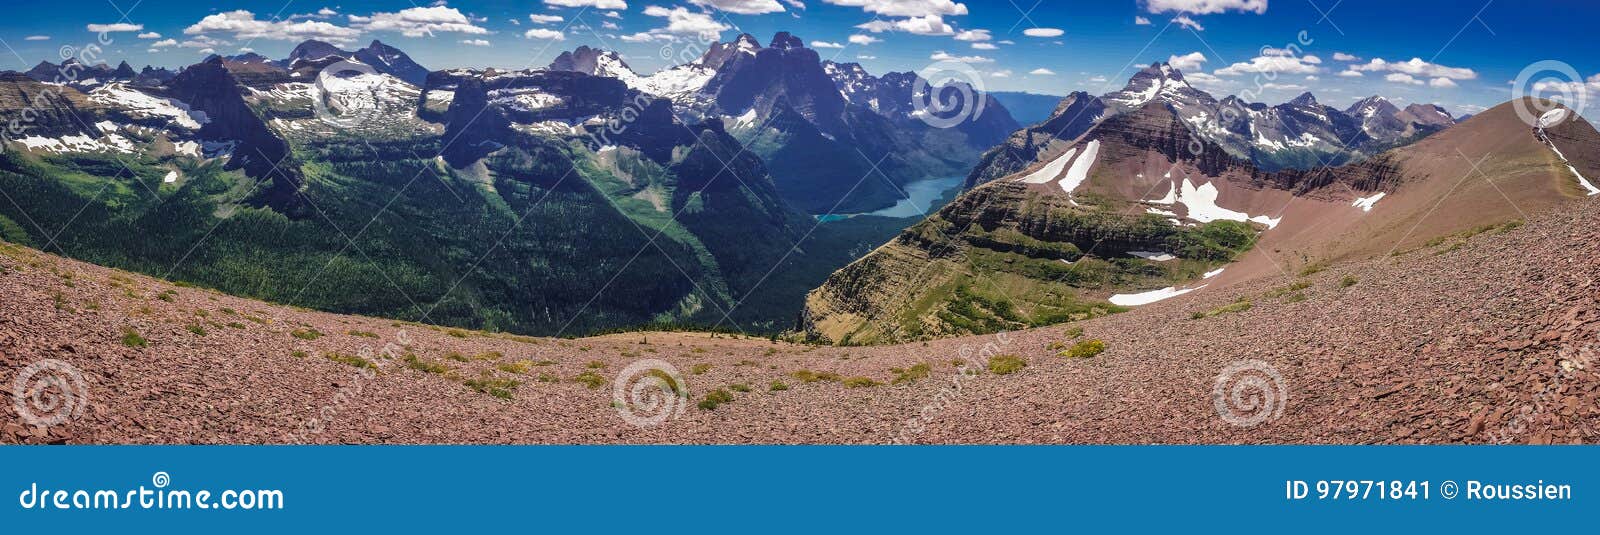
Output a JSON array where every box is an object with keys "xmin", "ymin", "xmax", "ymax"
[{"xmin": 1, "ymin": 0, "xmax": 1597, "ymax": 117}]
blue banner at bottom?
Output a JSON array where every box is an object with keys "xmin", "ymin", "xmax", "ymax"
[{"xmin": 0, "ymin": 446, "xmax": 1590, "ymax": 532}]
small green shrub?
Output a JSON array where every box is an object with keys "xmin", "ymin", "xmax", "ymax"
[
  {"xmin": 1338, "ymin": 275, "xmax": 1359, "ymax": 288},
  {"xmin": 987, "ymin": 355, "xmax": 1027, "ymax": 375},
  {"xmin": 326, "ymin": 352, "xmax": 376, "ymax": 370},
  {"xmin": 348, "ymin": 330, "xmax": 379, "ymax": 338},
  {"xmin": 291, "ymin": 328, "xmax": 323, "ymax": 340},
  {"xmin": 690, "ymin": 363, "xmax": 712, "ymax": 375},
  {"xmin": 769, "ymin": 380, "xmax": 789, "ymax": 391},
  {"xmin": 404, "ymin": 354, "xmax": 452, "ymax": 375},
  {"xmin": 891, "ymin": 363, "xmax": 932, "ymax": 385},
  {"xmin": 464, "ymin": 376, "xmax": 519, "ymax": 399},
  {"xmin": 698, "ymin": 389, "xmax": 734, "ymax": 410},
  {"xmin": 788, "ymin": 370, "xmax": 842, "ymax": 383},
  {"xmin": 185, "ymin": 324, "xmax": 206, "ymax": 336},
  {"xmin": 574, "ymin": 371, "xmax": 606, "ymax": 389},
  {"xmin": 842, "ymin": 376, "xmax": 881, "ymax": 388},
  {"xmin": 120, "ymin": 327, "xmax": 147, "ymax": 348},
  {"xmin": 497, "ymin": 360, "xmax": 534, "ymax": 375},
  {"xmin": 1060, "ymin": 339, "xmax": 1106, "ymax": 359},
  {"xmin": 729, "ymin": 383, "xmax": 752, "ymax": 393},
  {"xmin": 586, "ymin": 360, "xmax": 607, "ymax": 369}
]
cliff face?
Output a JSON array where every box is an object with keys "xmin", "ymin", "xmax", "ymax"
[{"xmin": 162, "ymin": 57, "xmax": 301, "ymax": 210}]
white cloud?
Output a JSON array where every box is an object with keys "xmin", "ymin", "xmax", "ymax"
[
  {"xmin": 24, "ymin": 35, "xmax": 49, "ymax": 41},
  {"xmin": 87, "ymin": 23, "xmax": 144, "ymax": 33},
  {"xmin": 543, "ymin": 0, "xmax": 628, "ymax": 8},
  {"xmin": 1167, "ymin": 51, "xmax": 1206, "ymax": 71},
  {"xmin": 1304, "ymin": 75, "xmax": 1319, "ymax": 81},
  {"xmin": 1134, "ymin": 16, "xmax": 1152, "ymax": 25},
  {"xmin": 821, "ymin": 0, "xmax": 968, "ymax": 18},
  {"xmin": 690, "ymin": 0, "xmax": 788, "ymax": 14},
  {"xmin": 857, "ymin": 14, "xmax": 954, "ymax": 35},
  {"xmin": 620, "ymin": 32, "xmax": 674, "ymax": 42},
  {"xmin": 461, "ymin": 39, "xmax": 492, "ymax": 46},
  {"xmin": 1337, "ymin": 70, "xmax": 1362, "ymax": 77},
  {"xmin": 137, "ymin": 32, "xmax": 162, "ymax": 39},
  {"xmin": 348, "ymin": 6, "xmax": 489, "ymax": 37},
  {"xmin": 528, "ymin": 14, "xmax": 564, "ymax": 24},
  {"xmin": 848, "ymin": 34, "xmax": 880, "ymax": 45},
  {"xmin": 811, "ymin": 40, "xmax": 844, "ymax": 48},
  {"xmin": 1215, "ymin": 53, "xmax": 1321, "ymax": 76},
  {"xmin": 318, "ymin": 8, "xmax": 338, "ymax": 17},
  {"xmin": 1029, "ymin": 68, "xmax": 1056, "ymax": 75},
  {"xmin": 1385, "ymin": 73, "xmax": 1423, "ymax": 85},
  {"xmin": 1350, "ymin": 57, "xmax": 1477, "ymax": 81},
  {"xmin": 1023, "ymin": 27, "xmax": 1064, "ymax": 37},
  {"xmin": 524, "ymin": 28, "xmax": 566, "ymax": 40},
  {"xmin": 602, "ymin": 21, "xmax": 620, "ymax": 29},
  {"xmin": 1185, "ymin": 71, "xmax": 1225, "ymax": 87},
  {"xmin": 857, "ymin": 54, "xmax": 876, "ymax": 59},
  {"xmin": 1144, "ymin": 0, "xmax": 1267, "ymax": 14},
  {"xmin": 643, "ymin": 5, "xmax": 731, "ymax": 35},
  {"xmin": 990, "ymin": 69, "xmax": 1011, "ymax": 78},
  {"xmin": 971, "ymin": 42, "xmax": 997, "ymax": 50},
  {"xmin": 1087, "ymin": 75, "xmax": 1108, "ymax": 83},
  {"xmin": 197, "ymin": 48, "xmax": 215, "ymax": 55},
  {"xmin": 930, "ymin": 50, "xmax": 992, "ymax": 63},
  {"xmin": 1332, "ymin": 52, "xmax": 1360, "ymax": 61},
  {"xmin": 1172, "ymin": 16, "xmax": 1203, "ymax": 31},
  {"xmin": 604, "ymin": 11, "xmax": 624, "ymax": 18},
  {"xmin": 954, "ymin": 29, "xmax": 991, "ymax": 41},
  {"xmin": 1262, "ymin": 83, "xmax": 1305, "ymax": 91},
  {"xmin": 186, "ymin": 10, "xmax": 361, "ymax": 44},
  {"xmin": 1428, "ymin": 77, "xmax": 1457, "ymax": 88},
  {"xmin": 150, "ymin": 39, "xmax": 178, "ymax": 48}
]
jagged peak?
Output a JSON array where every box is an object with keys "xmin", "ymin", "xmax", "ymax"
[
  {"xmin": 770, "ymin": 32, "xmax": 805, "ymax": 50},
  {"xmin": 1288, "ymin": 92, "xmax": 1319, "ymax": 107}
]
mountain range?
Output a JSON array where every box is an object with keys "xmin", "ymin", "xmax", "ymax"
[{"xmin": 0, "ymin": 34, "xmax": 1581, "ymax": 343}]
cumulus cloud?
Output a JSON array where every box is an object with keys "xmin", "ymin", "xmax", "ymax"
[
  {"xmin": 87, "ymin": 23, "xmax": 144, "ymax": 33},
  {"xmin": 848, "ymin": 34, "xmax": 880, "ymax": 45},
  {"xmin": 150, "ymin": 39, "xmax": 178, "ymax": 48},
  {"xmin": 822, "ymin": 0, "xmax": 968, "ymax": 18},
  {"xmin": 1185, "ymin": 71, "xmax": 1226, "ymax": 87},
  {"xmin": 643, "ymin": 5, "xmax": 731, "ymax": 35},
  {"xmin": 1215, "ymin": 53, "xmax": 1321, "ymax": 76},
  {"xmin": 528, "ymin": 14, "xmax": 564, "ymax": 24},
  {"xmin": 1134, "ymin": 16, "xmax": 1152, "ymax": 25},
  {"xmin": 954, "ymin": 29, "xmax": 991, "ymax": 41},
  {"xmin": 348, "ymin": 6, "xmax": 489, "ymax": 37},
  {"xmin": 137, "ymin": 32, "xmax": 162, "ymax": 39},
  {"xmin": 811, "ymin": 40, "xmax": 843, "ymax": 48},
  {"xmin": 971, "ymin": 42, "xmax": 997, "ymax": 50},
  {"xmin": 524, "ymin": 28, "xmax": 566, "ymax": 40},
  {"xmin": 1385, "ymin": 73, "xmax": 1423, "ymax": 85},
  {"xmin": 690, "ymin": 0, "xmax": 788, "ymax": 14},
  {"xmin": 1172, "ymin": 16, "xmax": 1203, "ymax": 31},
  {"xmin": 461, "ymin": 39, "xmax": 491, "ymax": 46},
  {"xmin": 857, "ymin": 14, "xmax": 954, "ymax": 35},
  {"xmin": 857, "ymin": 54, "xmax": 876, "ymax": 59},
  {"xmin": 1332, "ymin": 52, "xmax": 1360, "ymax": 61},
  {"xmin": 1262, "ymin": 82, "xmax": 1305, "ymax": 91},
  {"xmin": 1167, "ymin": 51, "xmax": 1206, "ymax": 71},
  {"xmin": 990, "ymin": 69, "xmax": 1011, "ymax": 78},
  {"xmin": 1023, "ymin": 27, "xmax": 1064, "ymax": 37},
  {"xmin": 930, "ymin": 50, "xmax": 992, "ymax": 63},
  {"xmin": 544, "ymin": 0, "xmax": 628, "ymax": 8},
  {"xmin": 1350, "ymin": 57, "xmax": 1477, "ymax": 81},
  {"xmin": 1337, "ymin": 69, "xmax": 1362, "ymax": 77},
  {"xmin": 1429, "ymin": 77, "xmax": 1458, "ymax": 88},
  {"xmin": 185, "ymin": 10, "xmax": 361, "ymax": 44},
  {"xmin": 24, "ymin": 35, "xmax": 49, "ymax": 41},
  {"xmin": 1144, "ymin": 0, "xmax": 1267, "ymax": 14},
  {"xmin": 1029, "ymin": 68, "xmax": 1056, "ymax": 75}
]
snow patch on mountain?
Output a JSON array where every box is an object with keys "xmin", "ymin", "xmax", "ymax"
[
  {"xmin": 1176, "ymin": 178, "xmax": 1281, "ymax": 228},
  {"xmin": 1015, "ymin": 147, "xmax": 1077, "ymax": 184},
  {"xmin": 89, "ymin": 83, "xmax": 209, "ymax": 130}
]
